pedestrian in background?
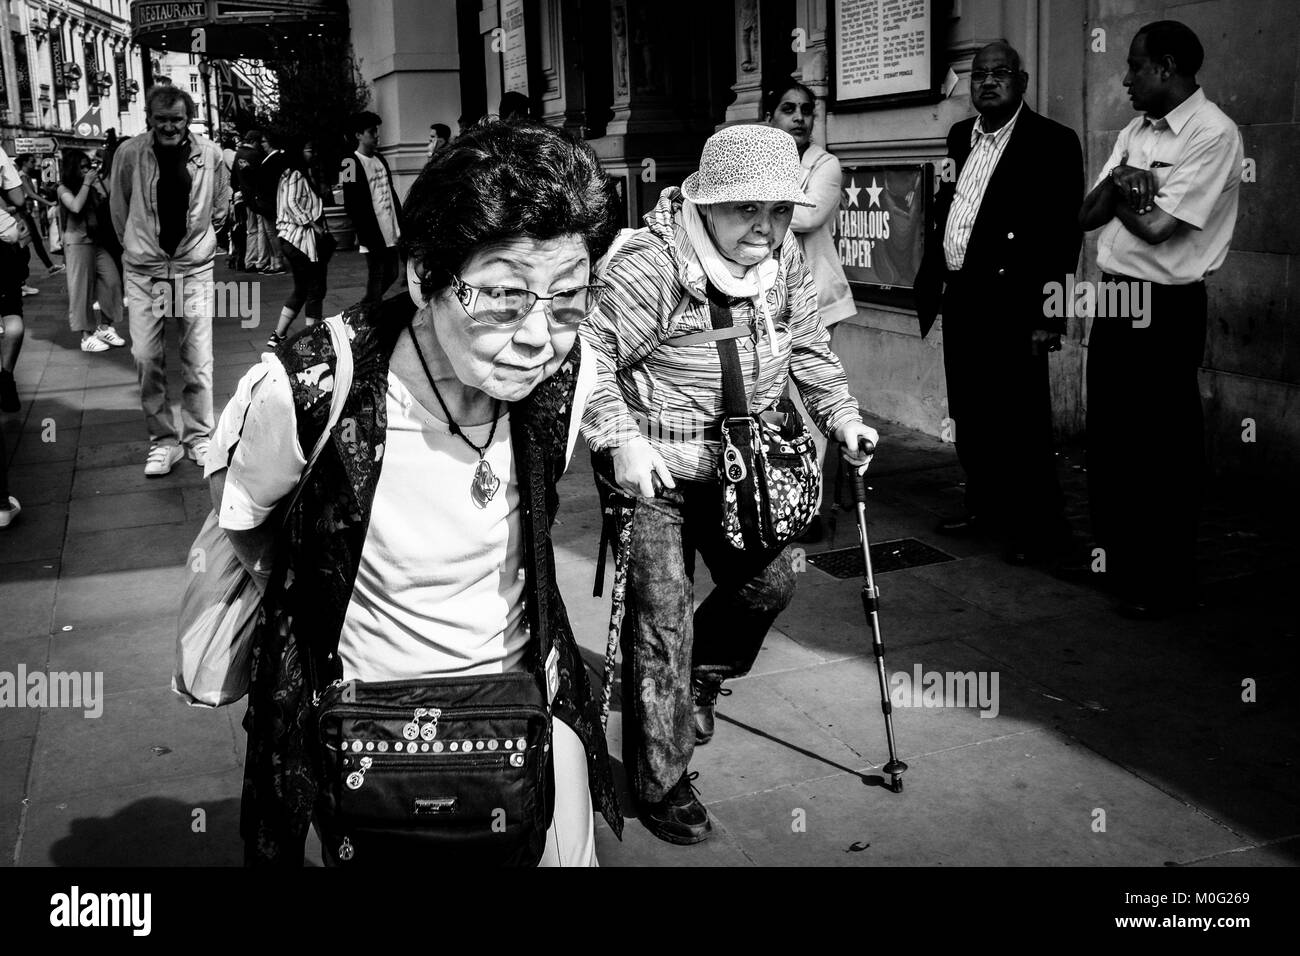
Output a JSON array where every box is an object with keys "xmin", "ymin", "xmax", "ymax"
[
  {"xmin": 913, "ymin": 40, "xmax": 1083, "ymax": 566},
  {"xmin": 427, "ymin": 123, "xmax": 451, "ymax": 161},
  {"xmin": 266, "ymin": 138, "xmax": 337, "ymax": 349},
  {"xmin": 234, "ymin": 129, "xmax": 267, "ymax": 272},
  {"xmin": 110, "ymin": 84, "xmax": 230, "ymax": 477},
  {"xmin": 1079, "ymin": 20, "xmax": 1242, "ymax": 618},
  {"xmin": 1, "ymin": 146, "xmax": 33, "ymax": 413},
  {"xmin": 766, "ymin": 80, "xmax": 858, "ymax": 542},
  {"xmin": 12, "ymin": 153, "xmax": 60, "ymax": 297},
  {"xmin": 254, "ymin": 129, "xmax": 288, "ymax": 275},
  {"xmin": 342, "ymin": 111, "xmax": 402, "ymax": 304},
  {"xmin": 57, "ymin": 149, "xmax": 126, "ymax": 354}
]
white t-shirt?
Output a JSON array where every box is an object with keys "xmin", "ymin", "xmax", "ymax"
[
  {"xmin": 355, "ymin": 150, "xmax": 400, "ymax": 253},
  {"xmin": 338, "ymin": 372, "xmax": 526, "ymax": 681}
]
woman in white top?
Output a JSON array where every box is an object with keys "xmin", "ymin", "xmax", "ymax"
[
  {"xmin": 767, "ymin": 82, "xmax": 858, "ymax": 538},
  {"xmin": 266, "ymin": 139, "xmax": 336, "ymax": 350},
  {"xmin": 209, "ymin": 121, "xmax": 621, "ymax": 866}
]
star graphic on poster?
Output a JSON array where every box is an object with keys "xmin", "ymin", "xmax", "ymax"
[
  {"xmin": 866, "ymin": 177, "xmax": 884, "ymax": 207},
  {"xmin": 844, "ymin": 177, "xmax": 861, "ymax": 207}
]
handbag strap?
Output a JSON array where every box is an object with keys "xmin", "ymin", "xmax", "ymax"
[{"xmin": 705, "ymin": 283, "xmax": 750, "ymax": 419}]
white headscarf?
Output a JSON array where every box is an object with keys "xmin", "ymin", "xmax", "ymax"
[{"xmin": 679, "ymin": 198, "xmax": 782, "ymax": 357}]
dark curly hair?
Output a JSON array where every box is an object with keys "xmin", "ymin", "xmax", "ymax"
[{"xmin": 400, "ymin": 121, "xmax": 620, "ymax": 303}]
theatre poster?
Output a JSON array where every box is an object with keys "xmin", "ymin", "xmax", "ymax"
[{"xmin": 835, "ymin": 164, "xmax": 930, "ymax": 293}]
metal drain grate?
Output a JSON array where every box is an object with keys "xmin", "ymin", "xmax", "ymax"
[{"xmin": 805, "ymin": 538, "xmax": 956, "ymax": 579}]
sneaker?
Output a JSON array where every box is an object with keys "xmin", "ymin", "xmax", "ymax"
[
  {"xmin": 144, "ymin": 443, "xmax": 185, "ymax": 477},
  {"xmin": 640, "ymin": 771, "xmax": 712, "ymax": 846},
  {"xmin": 95, "ymin": 325, "xmax": 127, "ymax": 347},
  {"xmin": 80, "ymin": 334, "xmax": 110, "ymax": 353},
  {"xmin": 691, "ymin": 676, "xmax": 732, "ymax": 746},
  {"xmin": 188, "ymin": 438, "xmax": 212, "ymax": 467},
  {"xmin": 20, "ymin": 285, "xmax": 39, "ymax": 296},
  {"xmin": 262, "ymin": 266, "xmax": 287, "ymax": 276},
  {"xmin": 266, "ymin": 331, "xmax": 286, "ymax": 350},
  {"xmin": 0, "ymin": 370, "xmax": 18, "ymax": 413},
  {"xmin": 0, "ymin": 496, "xmax": 20, "ymax": 530}
]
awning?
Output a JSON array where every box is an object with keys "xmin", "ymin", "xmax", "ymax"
[{"xmin": 130, "ymin": 0, "xmax": 347, "ymax": 60}]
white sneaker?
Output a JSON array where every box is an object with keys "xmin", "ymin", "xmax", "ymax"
[
  {"xmin": 80, "ymin": 335, "xmax": 110, "ymax": 353},
  {"xmin": 95, "ymin": 325, "xmax": 127, "ymax": 347},
  {"xmin": 144, "ymin": 443, "xmax": 185, "ymax": 477},
  {"xmin": 20, "ymin": 285, "xmax": 39, "ymax": 296},
  {"xmin": 188, "ymin": 438, "xmax": 212, "ymax": 467},
  {"xmin": 0, "ymin": 496, "xmax": 20, "ymax": 529}
]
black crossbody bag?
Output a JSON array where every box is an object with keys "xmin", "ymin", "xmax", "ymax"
[
  {"xmin": 707, "ymin": 284, "xmax": 822, "ymax": 552},
  {"xmin": 313, "ymin": 438, "xmax": 560, "ymax": 867}
]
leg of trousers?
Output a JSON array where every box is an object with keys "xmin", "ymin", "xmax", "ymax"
[
  {"xmin": 1087, "ymin": 281, "xmax": 1207, "ymax": 602},
  {"xmin": 91, "ymin": 246, "xmax": 123, "ymax": 327},
  {"xmin": 281, "ymin": 241, "xmax": 311, "ymax": 315},
  {"xmin": 125, "ymin": 268, "xmax": 215, "ymax": 447},
  {"xmin": 622, "ymin": 480, "xmax": 796, "ymax": 804},
  {"xmin": 261, "ymin": 215, "xmax": 284, "ymax": 269},
  {"xmin": 245, "ymin": 208, "xmax": 267, "ymax": 270},
  {"xmin": 362, "ymin": 247, "xmax": 399, "ymax": 304},
  {"xmin": 63, "ymin": 243, "xmax": 97, "ymax": 333},
  {"xmin": 943, "ymin": 283, "xmax": 1066, "ymax": 538}
]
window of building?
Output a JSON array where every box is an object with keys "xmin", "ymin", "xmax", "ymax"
[{"xmin": 190, "ymin": 73, "xmax": 200, "ymax": 94}]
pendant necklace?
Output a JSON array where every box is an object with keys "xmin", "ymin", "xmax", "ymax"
[{"xmin": 408, "ymin": 325, "xmax": 502, "ymax": 508}]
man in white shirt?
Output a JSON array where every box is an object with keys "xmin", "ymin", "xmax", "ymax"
[
  {"xmin": 1079, "ymin": 20, "xmax": 1243, "ymax": 617},
  {"xmin": 342, "ymin": 111, "xmax": 403, "ymax": 304}
]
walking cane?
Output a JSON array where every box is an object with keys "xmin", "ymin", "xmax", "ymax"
[{"xmin": 845, "ymin": 437, "xmax": 908, "ymax": 793}]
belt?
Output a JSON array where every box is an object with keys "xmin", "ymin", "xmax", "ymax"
[{"xmin": 1101, "ymin": 272, "xmax": 1205, "ymax": 288}]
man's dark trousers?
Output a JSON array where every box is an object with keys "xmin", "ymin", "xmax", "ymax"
[
  {"xmin": 1087, "ymin": 277, "xmax": 1206, "ymax": 605},
  {"xmin": 362, "ymin": 247, "xmax": 400, "ymax": 304},
  {"xmin": 942, "ymin": 270, "xmax": 1066, "ymax": 546}
]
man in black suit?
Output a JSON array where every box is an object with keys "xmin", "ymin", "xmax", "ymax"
[{"xmin": 914, "ymin": 41, "xmax": 1084, "ymax": 564}]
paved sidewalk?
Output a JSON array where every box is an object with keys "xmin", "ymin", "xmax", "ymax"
[{"xmin": 1, "ymin": 252, "xmax": 1297, "ymax": 867}]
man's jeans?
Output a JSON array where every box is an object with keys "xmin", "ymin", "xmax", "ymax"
[
  {"xmin": 125, "ymin": 267, "xmax": 215, "ymax": 449},
  {"xmin": 244, "ymin": 207, "xmax": 268, "ymax": 271},
  {"xmin": 622, "ymin": 479, "xmax": 796, "ymax": 804}
]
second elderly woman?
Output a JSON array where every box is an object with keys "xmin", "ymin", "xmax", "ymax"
[{"xmin": 583, "ymin": 124, "xmax": 877, "ymax": 845}]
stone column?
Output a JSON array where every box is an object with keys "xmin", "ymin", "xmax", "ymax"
[
  {"xmin": 347, "ymin": 0, "xmax": 462, "ymax": 196},
  {"xmin": 536, "ymin": 0, "xmax": 585, "ymax": 136},
  {"xmin": 724, "ymin": 0, "xmax": 763, "ymax": 124}
]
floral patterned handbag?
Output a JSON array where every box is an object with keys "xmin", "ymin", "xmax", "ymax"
[{"xmin": 706, "ymin": 285, "xmax": 822, "ymax": 551}]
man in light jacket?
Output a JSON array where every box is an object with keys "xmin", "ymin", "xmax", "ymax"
[{"xmin": 111, "ymin": 84, "xmax": 230, "ymax": 476}]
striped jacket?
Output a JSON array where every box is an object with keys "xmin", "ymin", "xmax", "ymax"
[
  {"xmin": 276, "ymin": 169, "xmax": 324, "ymax": 261},
  {"xmin": 582, "ymin": 186, "xmax": 862, "ymax": 482}
]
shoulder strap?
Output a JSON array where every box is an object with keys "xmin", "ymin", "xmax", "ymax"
[{"xmin": 706, "ymin": 283, "xmax": 750, "ymax": 418}]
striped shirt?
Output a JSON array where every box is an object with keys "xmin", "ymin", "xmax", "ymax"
[
  {"xmin": 943, "ymin": 101, "xmax": 1024, "ymax": 271},
  {"xmin": 581, "ymin": 187, "xmax": 862, "ymax": 482},
  {"xmin": 276, "ymin": 169, "xmax": 324, "ymax": 261}
]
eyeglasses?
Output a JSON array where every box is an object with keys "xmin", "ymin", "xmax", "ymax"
[
  {"xmin": 450, "ymin": 275, "xmax": 607, "ymax": 328},
  {"xmin": 970, "ymin": 68, "xmax": 1017, "ymax": 84}
]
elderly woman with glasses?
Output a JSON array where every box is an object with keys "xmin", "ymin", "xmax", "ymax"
[
  {"xmin": 207, "ymin": 122, "xmax": 621, "ymax": 866},
  {"xmin": 582, "ymin": 124, "xmax": 877, "ymax": 846}
]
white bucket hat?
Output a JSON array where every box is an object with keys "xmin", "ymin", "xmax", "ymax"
[{"xmin": 681, "ymin": 124, "xmax": 813, "ymax": 207}]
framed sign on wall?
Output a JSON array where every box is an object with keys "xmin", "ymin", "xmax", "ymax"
[
  {"xmin": 828, "ymin": 0, "xmax": 950, "ymax": 111},
  {"xmin": 834, "ymin": 163, "xmax": 932, "ymax": 305}
]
